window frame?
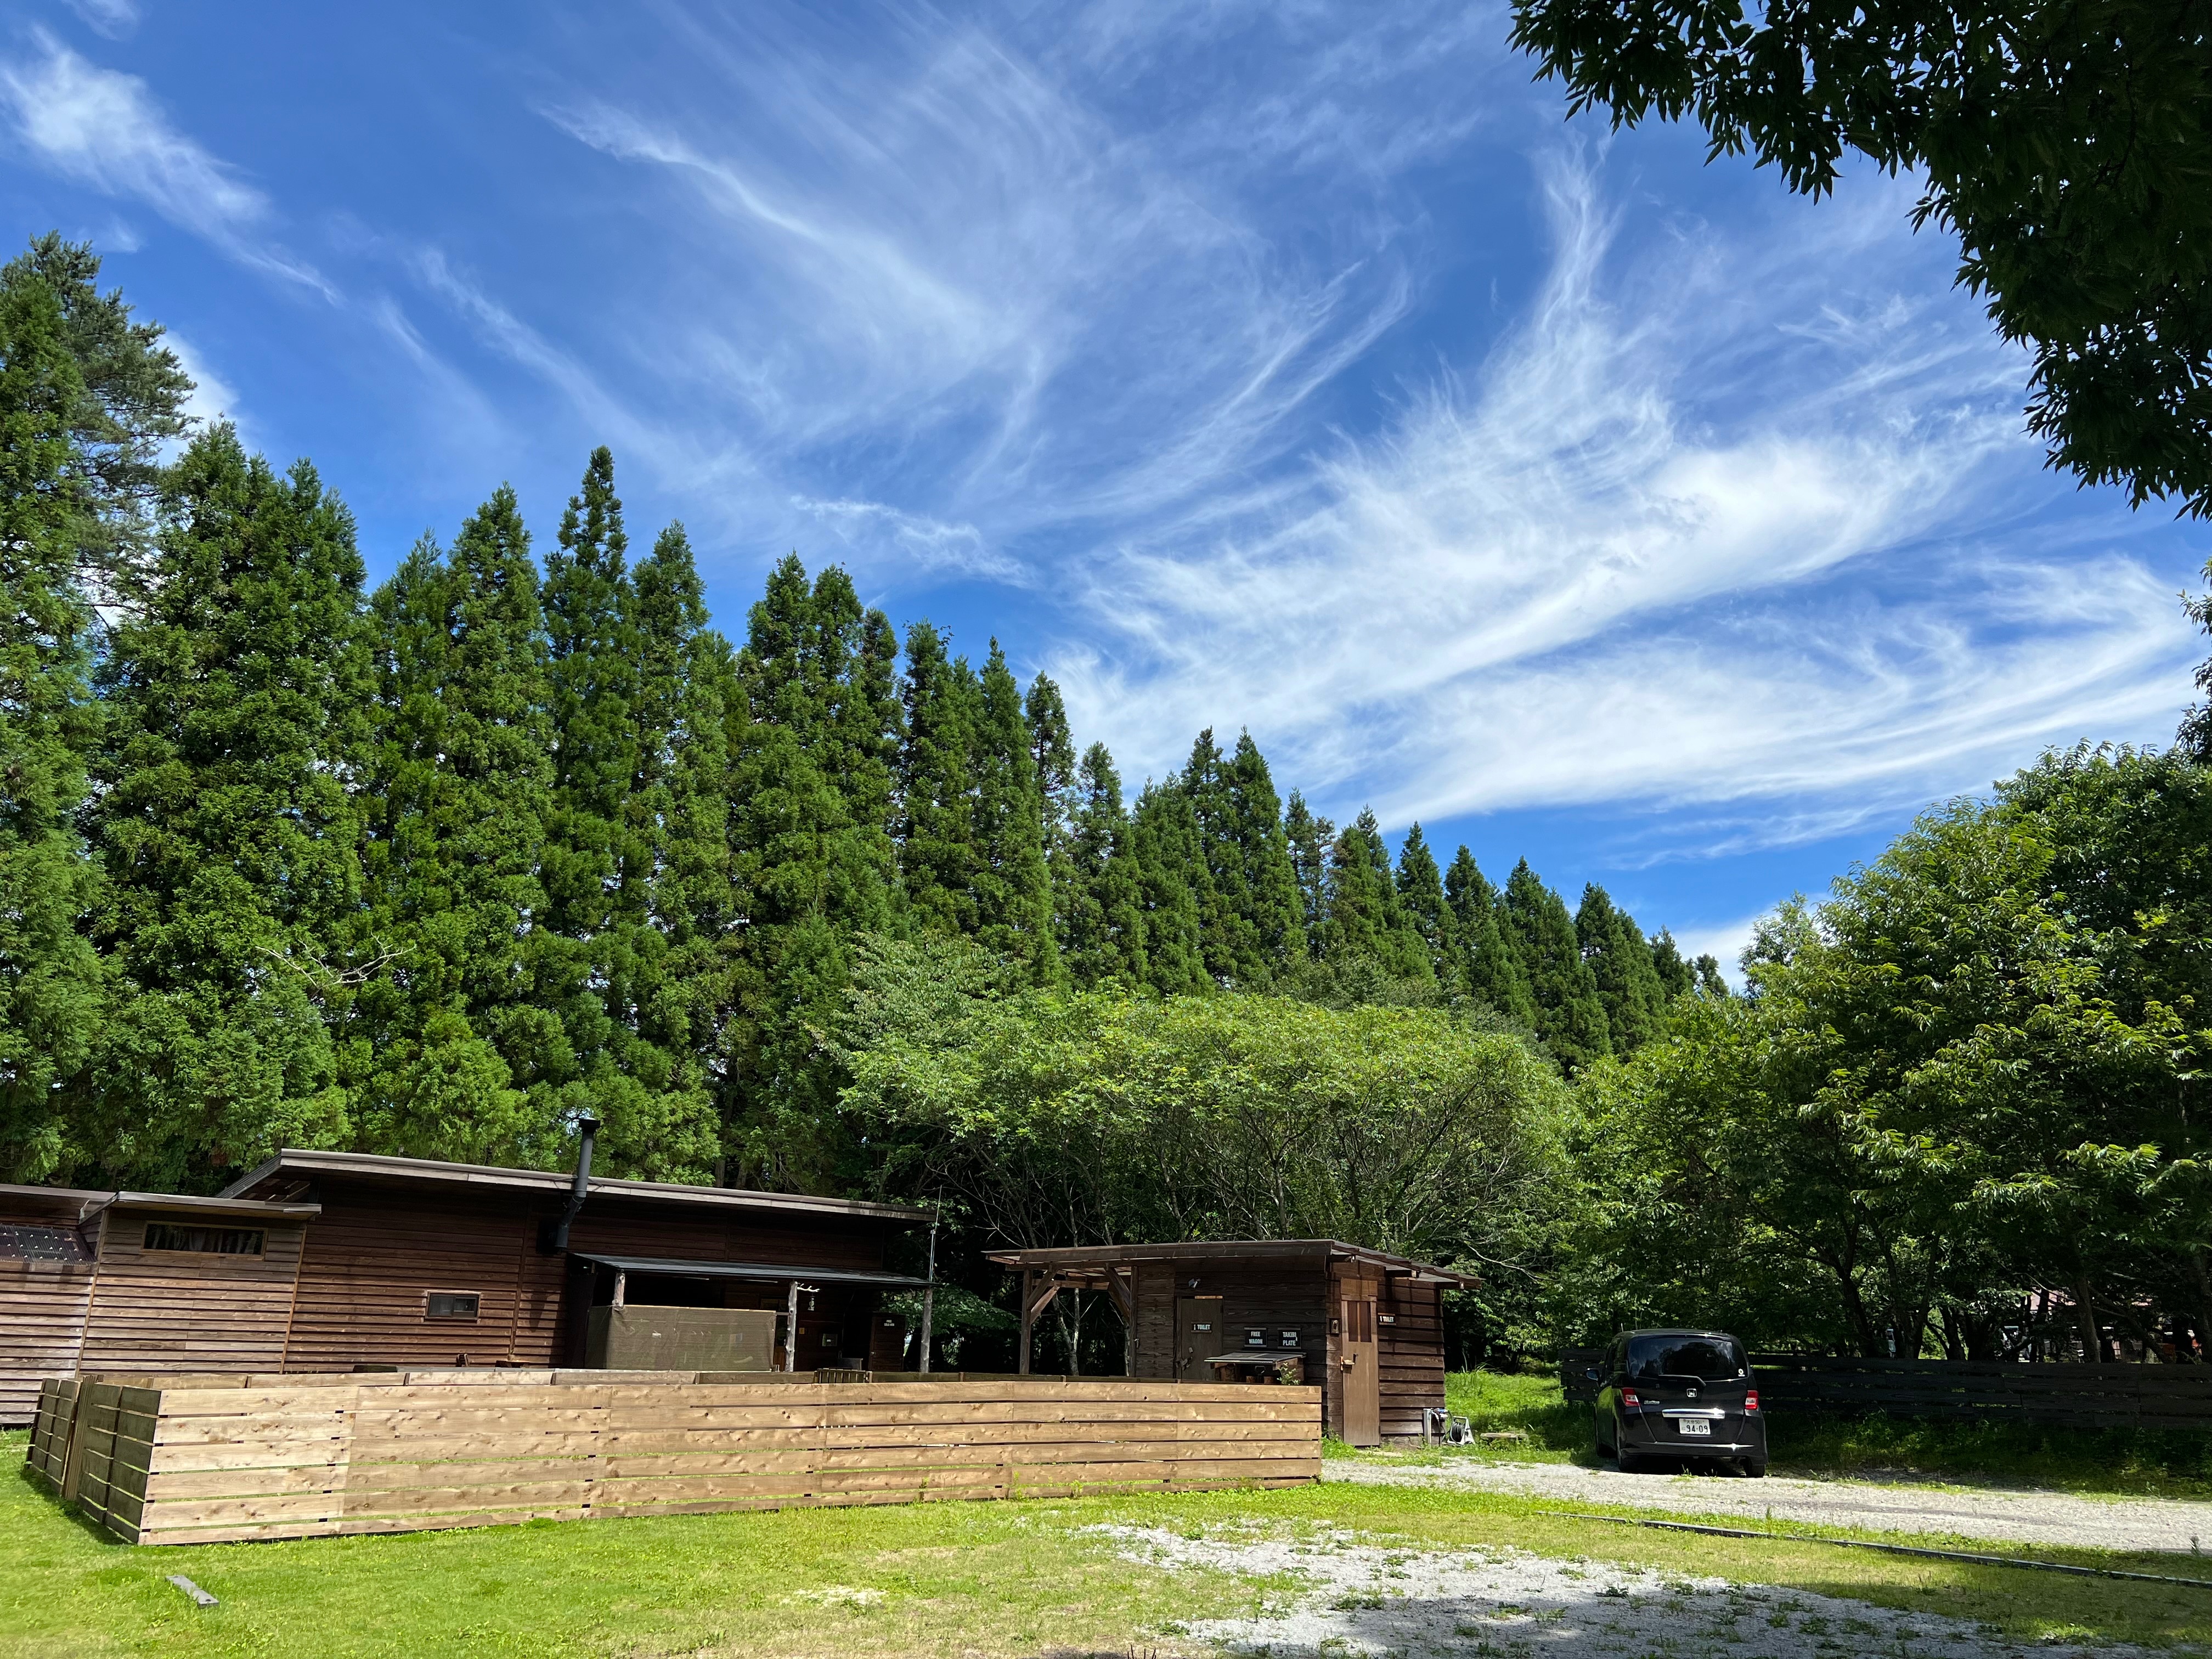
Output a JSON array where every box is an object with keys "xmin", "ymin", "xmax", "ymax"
[
  {"xmin": 142, "ymin": 1221, "xmax": 267, "ymax": 1257},
  {"xmin": 422, "ymin": 1290, "xmax": 483, "ymax": 1323}
]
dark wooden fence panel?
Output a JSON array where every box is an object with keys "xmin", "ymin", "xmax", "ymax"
[{"xmin": 1556, "ymin": 1347, "xmax": 2212, "ymax": 1427}]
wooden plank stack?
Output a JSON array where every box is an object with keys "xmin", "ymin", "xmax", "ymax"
[{"xmin": 26, "ymin": 1371, "xmax": 1321, "ymax": 1545}]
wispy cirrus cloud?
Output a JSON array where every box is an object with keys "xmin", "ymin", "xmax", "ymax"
[
  {"xmin": 1046, "ymin": 153, "xmax": 2199, "ymax": 842},
  {"xmin": 0, "ymin": 31, "xmax": 328, "ymax": 295},
  {"xmin": 64, "ymin": 0, "xmax": 139, "ymax": 41}
]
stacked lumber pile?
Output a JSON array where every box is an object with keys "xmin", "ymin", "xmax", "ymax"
[{"xmin": 26, "ymin": 1371, "xmax": 1321, "ymax": 1545}]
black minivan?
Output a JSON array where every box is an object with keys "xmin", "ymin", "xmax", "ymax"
[{"xmin": 1591, "ymin": 1328, "xmax": 1766, "ymax": 1476}]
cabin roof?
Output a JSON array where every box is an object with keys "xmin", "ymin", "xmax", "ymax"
[
  {"xmin": 985, "ymin": 1239, "xmax": 1479, "ymax": 1287},
  {"xmin": 218, "ymin": 1149, "xmax": 930, "ymax": 1224},
  {"xmin": 0, "ymin": 1182, "xmax": 320, "ymax": 1223}
]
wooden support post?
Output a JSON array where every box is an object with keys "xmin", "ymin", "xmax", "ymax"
[
  {"xmin": 785, "ymin": 1279, "xmax": 801, "ymax": 1374},
  {"xmin": 1019, "ymin": 1270, "xmax": 1034, "ymax": 1375},
  {"xmin": 918, "ymin": 1216, "xmax": 938, "ymax": 1375},
  {"xmin": 612, "ymin": 1270, "xmax": 627, "ymax": 1310},
  {"xmin": 1021, "ymin": 1274, "xmax": 1063, "ymax": 1376},
  {"xmin": 1106, "ymin": 1268, "xmax": 1136, "ymax": 1379}
]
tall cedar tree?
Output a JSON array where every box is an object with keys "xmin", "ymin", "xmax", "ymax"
[
  {"xmin": 1443, "ymin": 847, "xmax": 1539, "ymax": 1025},
  {"xmin": 351, "ymin": 489, "xmax": 555, "ymax": 1169},
  {"xmin": 628, "ymin": 525, "xmax": 737, "ymax": 1127},
  {"xmin": 0, "ymin": 236, "xmax": 188, "ymax": 1181},
  {"xmin": 1283, "ymin": 790, "xmax": 1334, "ymax": 958},
  {"xmin": 1317, "ymin": 809, "xmax": 1433, "ymax": 981},
  {"xmin": 89, "ymin": 427, "xmax": 366, "ymax": 1187},
  {"xmin": 1394, "ymin": 824, "xmax": 1452, "ymax": 981},
  {"xmin": 1130, "ymin": 781, "xmax": 1210, "ymax": 993},
  {"xmin": 1649, "ymin": 926, "xmax": 1729, "ymax": 1001},
  {"xmin": 1183, "ymin": 730, "xmax": 1305, "ymax": 986},
  {"xmin": 1574, "ymin": 884, "xmax": 1669, "ymax": 1056},
  {"xmin": 1064, "ymin": 742, "xmax": 1146, "ymax": 986},
  {"xmin": 896, "ymin": 621, "xmax": 979, "ymax": 937},
  {"xmin": 539, "ymin": 451, "xmax": 713, "ymax": 1177},
  {"xmin": 972, "ymin": 642, "xmax": 1057, "ymax": 982},
  {"xmin": 728, "ymin": 557, "xmax": 898, "ymax": 1188},
  {"xmin": 1501, "ymin": 858, "xmax": 1610, "ymax": 1071},
  {"xmin": 1025, "ymin": 674, "xmax": 1080, "ymax": 959}
]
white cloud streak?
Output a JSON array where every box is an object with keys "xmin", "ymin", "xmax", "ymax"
[
  {"xmin": 64, "ymin": 0, "xmax": 139, "ymax": 40},
  {"xmin": 1045, "ymin": 155, "xmax": 2198, "ymax": 839},
  {"xmin": 0, "ymin": 32, "xmax": 328, "ymax": 295}
]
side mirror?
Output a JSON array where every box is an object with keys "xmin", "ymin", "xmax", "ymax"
[{"xmin": 1583, "ymin": 1367, "xmax": 1599, "ymax": 1383}]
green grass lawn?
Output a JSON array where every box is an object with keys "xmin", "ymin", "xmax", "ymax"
[
  {"xmin": 7, "ymin": 1429, "xmax": 2210, "ymax": 1657},
  {"xmin": 1426, "ymin": 1369, "xmax": 2212, "ymax": 1499}
]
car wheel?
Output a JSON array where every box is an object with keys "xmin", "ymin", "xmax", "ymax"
[
  {"xmin": 1596, "ymin": 1415, "xmax": 1614, "ymax": 1457},
  {"xmin": 1617, "ymin": 1449, "xmax": 1645, "ymax": 1474},
  {"xmin": 1743, "ymin": 1458, "xmax": 1767, "ymax": 1478}
]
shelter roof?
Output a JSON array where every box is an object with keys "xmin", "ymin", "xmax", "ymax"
[
  {"xmin": 985, "ymin": 1239, "xmax": 1478, "ymax": 1287},
  {"xmin": 218, "ymin": 1149, "xmax": 929, "ymax": 1225},
  {"xmin": 573, "ymin": 1253, "xmax": 932, "ymax": 1290}
]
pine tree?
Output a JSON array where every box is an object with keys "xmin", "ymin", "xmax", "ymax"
[
  {"xmin": 1065, "ymin": 742, "xmax": 1146, "ymax": 986},
  {"xmin": 972, "ymin": 642, "xmax": 1057, "ymax": 981},
  {"xmin": 1575, "ymin": 885, "xmax": 1669, "ymax": 1055},
  {"xmin": 1394, "ymin": 823, "xmax": 1452, "ymax": 981},
  {"xmin": 89, "ymin": 426, "xmax": 366, "ymax": 1186},
  {"xmin": 1130, "ymin": 782, "xmax": 1210, "ymax": 994},
  {"xmin": 1501, "ymin": 859, "xmax": 1610, "ymax": 1072},
  {"xmin": 1283, "ymin": 790, "xmax": 1335, "ymax": 958},
  {"xmin": 0, "ymin": 236, "xmax": 188, "ymax": 1181},
  {"xmin": 349, "ymin": 488, "xmax": 554, "ymax": 1169},
  {"xmin": 1444, "ymin": 846, "xmax": 1537, "ymax": 1025},
  {"xmin": 1317, "ymin": 809, "xmax": 1432, "ymax": 981}
]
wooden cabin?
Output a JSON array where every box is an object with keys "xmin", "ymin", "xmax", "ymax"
[
  {"xmin": 987, "ymin": 1240, "xmax": 1476, "ymax": 1445},
  {"xmin": 0, "ymin": 1139, "xmax": 929, "ymax": 1425}
]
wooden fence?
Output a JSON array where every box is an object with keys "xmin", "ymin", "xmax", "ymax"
[
  {"xmin": 1558, "ymin": 1348, "xmax": 2212, "ymax": 1429},
  {"xmin": 26, "ymin": 1369, "xmax": 1322, "ymax": 1546}
]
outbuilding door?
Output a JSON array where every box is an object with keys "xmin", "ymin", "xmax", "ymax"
[
  {"xmin": 1339, "ymin": 1296, "xmax": 1379, "ymax": 1444},
  {"xmin": 1174, "ymin": 1295, "xmax": 1223, "ymax": 1379}
]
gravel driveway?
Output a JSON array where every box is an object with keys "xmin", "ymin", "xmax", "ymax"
[
  {"xmin": 1328, "ymin": 1457, "xmax": 2212, "ymax": 1554},
  {"xmin": 1097, "ymin": 1523, "xmax": 2193, "ymax": 1659}
]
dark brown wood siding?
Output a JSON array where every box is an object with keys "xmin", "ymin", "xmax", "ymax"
[
  {"xmin": 0, "ymin": 1188, "xmax": 97, "ymax": 1426},
  {"xmin": 78, "ymin": 1211, "xmax": 305, "ymax": 1374},
  {"xmin": 1378, "ymin": 1278, "xmax": 1444, "ymax": 1438},
  {"xmin": 280, "ymin": 1177, "xmax": 902, "ymax": 1372}
]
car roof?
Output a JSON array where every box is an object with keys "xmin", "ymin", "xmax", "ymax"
[{"xmin": 1621, "ymin": 1328, "xmax": 1740, "ymax": 1341}]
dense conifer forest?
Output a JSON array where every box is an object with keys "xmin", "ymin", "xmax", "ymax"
[{"xmin": 0, "ymin": 238, "xmax": 1710, "ymax": 1200}]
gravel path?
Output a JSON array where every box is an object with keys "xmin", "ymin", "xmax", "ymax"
[
  {"xmin": 1097, "ymin": 1523, "xmax": 2190, "ymax": 1659},
  {"xmin": 1327, "ymin": 1457, "xmax": 2212, "ymax": 1554}
]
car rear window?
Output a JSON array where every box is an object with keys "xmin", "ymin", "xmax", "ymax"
[{"xmin": 1628, "ymin": 1335, "xmax": 1746, "ymax": 1381}]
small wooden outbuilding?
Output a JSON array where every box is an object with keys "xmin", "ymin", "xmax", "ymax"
[{"xmin": 988, "ymin": 1240, "xmax": 1476, "ymax": 1445}]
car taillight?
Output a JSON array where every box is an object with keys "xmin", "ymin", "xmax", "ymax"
[
  {"xmin": 1621, "ymin": 1388, "xmax": 1641, "ymax": 1408},
  {"xmin": 1744, "ymin": 1390, "xmax": 1759, "ymax": 1412}
]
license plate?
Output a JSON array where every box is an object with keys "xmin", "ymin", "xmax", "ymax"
[{"xmin": 1677, "ymin": 1419, "xmax": 1712, "ymax": 1436}]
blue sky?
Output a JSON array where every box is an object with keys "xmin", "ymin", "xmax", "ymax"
[{"xmin": 4, "ymin": 0, "xmax": 2205, "ymax": 972}]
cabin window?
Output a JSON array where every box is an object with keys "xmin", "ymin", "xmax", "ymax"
[
  {"xmin": 424, "ymin": 1291, "xmax": 482, "ymax": 1322},
  {"xmin": 143, "ymin": 1222, "xmax": 264, "ymax": 1256}
]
